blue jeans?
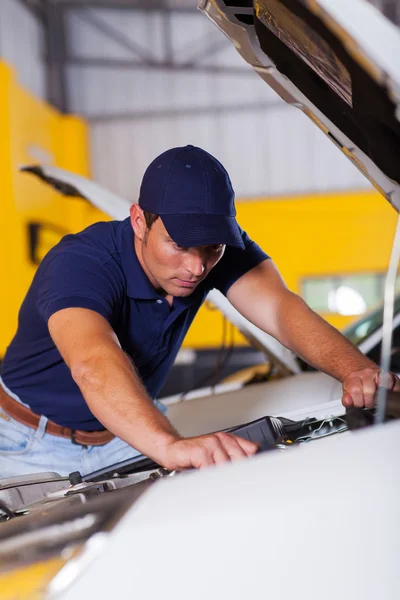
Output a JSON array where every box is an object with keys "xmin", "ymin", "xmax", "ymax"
[{"xmin": 0, "ymin": 379, "xmax": 142, "ymax": 478}]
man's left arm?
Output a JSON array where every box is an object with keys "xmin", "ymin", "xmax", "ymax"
[{"xmin": 227, "ymin": 259, "xmax": 399, "ymax": 408}]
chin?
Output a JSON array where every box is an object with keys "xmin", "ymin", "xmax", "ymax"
[
  {"xmin": 174, "ymin": 287, "xmax": 195, "ymax": 297},
  {"xmin": 170, "ymin": 283, "xmax": 197, "ymax": 297}
]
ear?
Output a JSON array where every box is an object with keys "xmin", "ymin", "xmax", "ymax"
[{"xmin": 130, "ymin": 204, "xmax": 147, "ymax": 242}]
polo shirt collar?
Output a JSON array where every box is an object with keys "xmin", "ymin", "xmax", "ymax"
[
  {"xmin": 119, "ymin": 218, "xmax": 202, "ymax": 307},
  {"xmin": 120, "ymin": 219, "xmax": 159, "ymax": 300}
]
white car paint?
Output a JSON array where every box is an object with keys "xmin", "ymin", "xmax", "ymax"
[
  {"xmin": 14, "ymin": 3, "xmax": 400, "ymax": 599},
  {"xmin": 166, "ymin": 371, "xmax": 342, "ymax": 437},
  {"xmin": 55, "ymin": 418, "xmax": 400, "ymax": 600}
]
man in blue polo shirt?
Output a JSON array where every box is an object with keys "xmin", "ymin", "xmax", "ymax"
[{"xmin": 0, "ymin": 145, "xmax": 396, "ymax": 477}]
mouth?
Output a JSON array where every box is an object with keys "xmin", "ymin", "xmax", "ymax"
[{"xmin": 174, "ymin": 278, "xmax": 199, "ymax": 288}]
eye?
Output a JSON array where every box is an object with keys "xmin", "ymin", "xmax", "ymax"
[
  {"xmin": 209, "ymin": 244, "xmax": 224, "ymax": 252},
  {"xmin": 173, "ymin": 242, "xmax": 185, "ymax": 251}
]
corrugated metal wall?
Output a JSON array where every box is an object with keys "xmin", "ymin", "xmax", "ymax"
[
  {"xmin": 0, "ymin": 0, "xmax": 46, "ymax": 99},
  {"xmin": 66, "ymin": 7, "xmax": 369, "ymax": 202}
]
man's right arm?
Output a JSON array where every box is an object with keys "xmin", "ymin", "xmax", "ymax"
[{"xmin": 48, "ymin": 307, "xmax": 258, "ymax": 470}]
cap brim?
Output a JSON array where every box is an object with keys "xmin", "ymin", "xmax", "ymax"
[{"xmin": 161, "ymin": 214, "xmax": 245, "ymax": 249}]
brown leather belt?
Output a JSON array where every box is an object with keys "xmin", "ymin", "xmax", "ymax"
[{"xmin": 0, "ymin": 385, "xmax": 115, "ymax": 446}]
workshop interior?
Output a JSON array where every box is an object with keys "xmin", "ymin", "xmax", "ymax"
[{"xmin": 0, "ymin": 1, "xmax": 399, "ymax": 598}]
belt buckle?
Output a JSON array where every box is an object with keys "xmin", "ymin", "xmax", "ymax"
[{"xmin": 71, "ymin": 431, "xmax": 87, "ymax": 448}]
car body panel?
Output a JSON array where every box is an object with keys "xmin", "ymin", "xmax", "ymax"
[
  {"xmin": 166, "ymin": 370, "xmax": 342, "ymax": 436},
  {"xmin": 58, "ymin": 418, "xmax": 400, "ymax": 600},
  {"xmin": 3, "ymin": 5, "xmax": 399, "ymax": 598}
]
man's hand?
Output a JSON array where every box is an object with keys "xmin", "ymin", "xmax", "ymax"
[
  {"xmin": 158, "ymin": 431, "xmax": 259, "ymax": 471},
  {"xmin": 341, "ymin": 367, "xmax": 400, "ymax": 408}
]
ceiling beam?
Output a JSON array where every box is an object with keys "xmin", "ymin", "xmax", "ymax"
[
  {"xmin": 54, "ymin": 0, "xmax": 198, "ymax": 12},
  {"xmin": 17, "ymin": 0, "xmax": 46, "ymax": 23},
  {"xmin": 67, "ymin": 56, "xmax": 256, "ymax": 76},
  {"xmin": 75, "ymin": 8, "xmax": 158, "ymax": 63},
  {"xmin": 45, "ymin": 1, "xmax": 69, "ymax": 111},
  {"xmin": 88, "ymin": 100, "xmax": 285, "ymax": 123}
]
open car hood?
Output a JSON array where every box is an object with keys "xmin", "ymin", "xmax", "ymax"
[
  {"xmin": 199, "ymin": 0, "xmax": 400, "ymax": 211},
  {"xmin": 21, "ymin": 164, "xmax": 301, "ymax": 376}
]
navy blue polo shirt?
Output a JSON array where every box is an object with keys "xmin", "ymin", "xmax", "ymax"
[{"xmin": 1, "ymin": 218, "xmax": 268, "ymax": 430}]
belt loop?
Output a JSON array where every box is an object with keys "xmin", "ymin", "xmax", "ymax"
[
  {"xmin": 71, "ymin": 431, "xmax": 87, "ymax": 448},
  {"xmin": 35, "ymin": 415, "xmax": 48, "ymax": 441}
]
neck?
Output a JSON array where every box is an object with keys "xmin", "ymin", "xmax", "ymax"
[
  {"xmin": 133, "ymin": 236, "xmax": 173, "ymax": 306},
  {"xmin": 134, "ymin": 236, "xmax": 156, "ymax": 288}
]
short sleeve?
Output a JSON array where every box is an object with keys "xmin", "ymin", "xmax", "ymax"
[
  {"xmin": 37, "ymin": 251, "xmax": 123, "ymax": 323},
  {"xmin": 207, "ymin": 228, "xmax": 270, "ymax": 296}
]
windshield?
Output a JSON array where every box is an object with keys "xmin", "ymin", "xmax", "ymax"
[{"xmin": 342, "ymin": 295, "xmax": 400, "ymax": 346}]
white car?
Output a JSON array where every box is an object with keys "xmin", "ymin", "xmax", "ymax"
[{"xmin": 1, "ymin": 2, "xmax": 400, "ymax": 599}]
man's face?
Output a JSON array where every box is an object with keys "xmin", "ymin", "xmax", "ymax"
[{"xmin": 130, "ymin": 206, "xmax": 225, "ymax": 297}]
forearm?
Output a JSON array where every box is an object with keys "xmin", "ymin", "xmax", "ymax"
[
  {"xmin": 276, "ymin": 292, "xmax": 376, "ymax": 382},
  {"xmin": 71, "ymin": 345, "xmax": 181, "ymax": 462}
]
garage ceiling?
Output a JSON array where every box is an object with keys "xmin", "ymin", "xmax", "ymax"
[{"xmin": 23, "ymin": 0, "xmax": 198, "ymax": 11}]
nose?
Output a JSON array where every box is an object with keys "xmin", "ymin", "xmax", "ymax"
[{"xmin": 185, "ymin": 248, "xmax": 206, "ymax": 278}]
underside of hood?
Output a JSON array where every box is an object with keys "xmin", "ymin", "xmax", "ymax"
[{"xmin": 200, "ymin": 0, "xmax": 400, "ymax": 210}]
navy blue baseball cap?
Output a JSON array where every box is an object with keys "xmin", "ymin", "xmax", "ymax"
[{"xmin": 138, "ymin": 145, "xmax": 245, "ymax": 249}]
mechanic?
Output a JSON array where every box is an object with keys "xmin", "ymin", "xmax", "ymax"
[{"xmin": 0, "ymin": 145, "xmax": 398, "ymax": 478}]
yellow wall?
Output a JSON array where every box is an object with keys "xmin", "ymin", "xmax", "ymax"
[
  {"xmin": 0, "ymin": 61, "xmax": 397, "ymax": 354},
  {"xmin": 0, "ymin": 63, "xmax": 105, "ymax": 357},
  {"xmin": 183, "ymin": 189, "xmax": 397, "ymax": 348}
]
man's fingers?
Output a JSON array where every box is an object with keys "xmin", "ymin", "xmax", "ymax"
[
  {"xmin": 361, "ymin": 378, "xmax": 377, "ymax": 408},
  {"xmin": 343, "ymin": 376, "xmax": 365, "ymax": 408},
  {"xmin": 227, "ymin": 433, "xmax": 259, "ymax": 456},
  {"xmin": 212, "ymin": 445, "xmax": 231, "ymax": 465},
  {"xmin": 392, "ymin": 374, "xmax": 400, "ymax": 392},
  {"xmin": 377, "ymin": 371, "xmax": 400, "ymax": 392},
  {"xmin": 341, "ymin": 367, "xmax": 399, "ymax": 411},
  {"xmin": 169, "ymin": 431, "xmax": 259, "ymax": 471},
  {"xmin": 198, "ymin": 436, "xmax": 231, "ymax": 467},
  {"xmin": 215, "ymin": 432, "xmax": 248, "ymax": 460},
  {"xmin": 342, "ymin": 392, "xmax": 353, "ymax": 408}
]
